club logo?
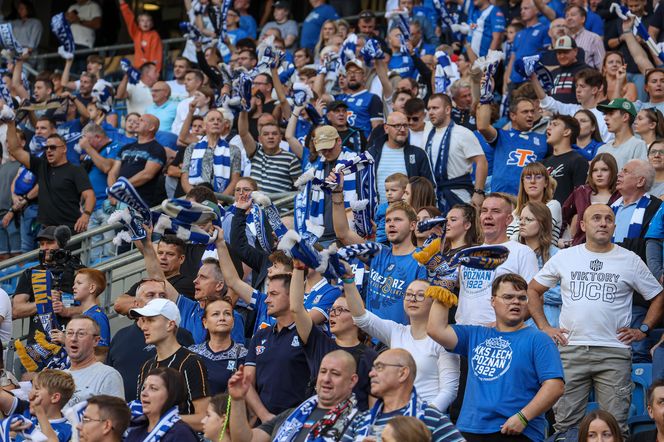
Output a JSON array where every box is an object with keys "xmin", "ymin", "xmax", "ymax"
[{"xmin": 589, "ymin": 259, "xmax": 603, "ymax": 272}]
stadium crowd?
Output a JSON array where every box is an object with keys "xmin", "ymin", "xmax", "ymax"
[{"xmin": 3, "ymin": 0, "xmax": 664, "ymax": 441}]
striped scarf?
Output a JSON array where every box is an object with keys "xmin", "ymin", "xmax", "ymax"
[
  {"xmin": 273, "ymin": 395, "xmax": 359, "ymax": 442},
  {"xmin": 127, "ymin": 402, "xmax": 181, "ymax": 442},
  {"xmin": 0, "ymin": 23, "xmax": 26, "ymax": 59},
  {"xmin": 354, "ymin": 389, "xmax": 427, "ymax": 439},
  {"xmin": 50, "ymin": 13, "xmax": 75, "ymax": 60},
  {"xmin": 611, "ymin": 194, "xmax": 651, "ymax": 240},
  {"xmin": 152, "ymin": 199, "xmax": 222, "ymax": 245},
  {"xmin": 187, "ymin": 137, "xmax": 232, "ymax": 192},
  {"xmin": 0, "ymin": 415, "xmax": 47, "ymax": 442}
]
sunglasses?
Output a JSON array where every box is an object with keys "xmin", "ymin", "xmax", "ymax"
[{"xmin": 45, "ymin": 144, "xmax": 63, "ymax": 151}]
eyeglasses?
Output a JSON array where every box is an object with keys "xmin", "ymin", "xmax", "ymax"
[
  {"xmin": 386, "ymin": 123, "xmax": 409, "ymax": 130},
  {"xmin": 81, "ymin": 416, "xmax": 105, "ymax": 424},
  {"xmin": 523, "ymin": 174, "xmax": 545, "ymax": 181},
  {"xmin": 494, "ymin": 293, "xmax": 529, "ymax": 303},
  {"xmin": 649, "ymin": 149, "xmax": 664, "ymax": 157},
  {"xmin": 404, "ymin": 292, "xmax": 425, "ymax": 302},
  {"xmin": 45, "ymin": 144, "xmax": 63, "ymax": 151},
  {"xmin": 65, "ymin": 330, "xmax": 99, "ymax": 339},
  {"xmin": 328, "ymin": 306, "xmax": 350, "ymax": 316},
  {"xmin": 371, "ymin": 362, "xmax": 405, "ymax": 372}
]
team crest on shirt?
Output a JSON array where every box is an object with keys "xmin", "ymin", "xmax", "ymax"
[
  {"xmin": 313, "ymin": 295, "xmax": 322, "ymax": 304},
  {"xmin": 471, "ymin": 336, "xmax": 513, "ymax": 381},
  {"xmin": 409, "ymin": 154, "xmax": 416, "ymax": 164},
  {"xmin": 256, "ymin": 345, "xmax": 265, "ymax": 355},
  {"xmin": 590, "ymin": 259, "xmax": 603, "ymax": 271},
  {"xmin": 291, "ymin": 336, "xmax": 300, "ymax": 347},
  {"xmin": 386, "ymin": 263, "xmax": 395, "ymax": 272},
  {"xmin": 227, "ymin": 360, "xmax": 236, "ymax": 370}
]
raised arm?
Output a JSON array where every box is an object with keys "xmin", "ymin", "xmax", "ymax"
[
  {"xmin": 271, "ymin": 65, "xmax": 291, "ymax": 120},
  {"xmin": 238, "ymin": 108, "xmax": 257, "ymax": 158},
  {"xmin": 11, "ymin": 57, "xmax": 29, "ymax": 101},
  {"xmin": 426, "ymin": 299, "xmax": 459, "ymax": 351},
  {"xmin": 214, "ymin": 227, "xmax": 254, "ymax": 305},
  {"xmin": 285, "ymin": 106, "xmax": 304, "ymax": 160},
  {"xmin": 5, "ymin": 121, "xmax": 29, "ymax": 168},
  {"xmin": 620, "ymin": 18, "xmax": 656, "ymax": 74},
  {"xmin": 330, "ymin": 173, "xmax": 364, "ymax": 245},
  {"xmin": 476, "ymin": 101, "xmax": 498, "ymax": 143},
  {"xmin": 375, "ymin": 58, "xmax": 393, "ymax": 101},
  {"xmin": 228, "ymin": 366, "xmax": 271, "ymax": 442},
  {"xmin": 341, "ymin": 265, "xmax": 366, "ymax": 317},
  {"xmin": 289, "ymin": 266, "xmax": 313, "ymax": 344}
]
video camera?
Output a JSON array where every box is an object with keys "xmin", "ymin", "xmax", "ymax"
[{"xmin": 37, "ymin": 225, "xmax": 75, "ymax": 270}]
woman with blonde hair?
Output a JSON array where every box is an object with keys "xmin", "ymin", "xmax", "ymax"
[
  {"xmin": 314, "ymin": 20, "xmax": 338, "ymax": 60},
  {"xmin": 381, "ymin": 416, "xmax": 432, "ymax": 442},
  {"xmin": 506, "ymin": 162, "xmax": 562, "ymax": 243}
]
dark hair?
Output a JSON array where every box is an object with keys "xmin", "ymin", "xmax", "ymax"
[
  {"xmin": 411, "ymin": 206, "xmax": 441, "ymax": 245},
  {"xmin": 87, "ymin": 395, "xmax": 132, "ymax": 438},
  {"xmin": 587, "ymin": 152, "xmax": 618, "ymax": 194},
  {"xmin": 47, "ymin": 133, "xmax": 67, "ymax": 145},
  {"xmin": 184, "ymin": 69, "xmax": 204, "ymax": 84},
  {"xmin": 203, "ymin": 296, "xmax": 235, "ymax": 339},
  {"xmin": 509, "ymin": 97, "xmax": 533, "ymax": 114},
  {"xmin": 144, "ymin": 368, "xmax": 188, "ymax": 416},
  {"xmin": 36, "ymin": 117, "xmax": 56, "ymax": 129},
  {"xmin": 578, "ymin": 410, "xmax": 623, "ymax": 442},
  {"xmin": 269, "ymin": 273, "xmax": 292, "ymax": 293},
  {"xmin": 407, "ymin": 176, "xmax": 436, "ymax": 212},
  {"xmin": 35, "ymin": 78, "xmax": 54, "ymax": 92},
  {"xmin": 404, "ymin": 98, "xmax": 426, "ymax": 115},
  {"xmin": 647, "ymin": 378, "xmax": 664, "ymax": 405},
  {"xmin": 294, "ymin": 48, "xmax": 313, "ymax": 64},
  {"xmin": 512, "ymin": 83, "xmax": 538, "ymax": 100},
  {"xmin": 186, "ymin": 185, "xmax": 217, "ymax": 204},
  {"xmin": 508, "ymin": 21, "xmax": 525, "ymax": 32},
  {"xmin": 491, "ymin": 273, "xmax": 528, "ymax": 297},
  {"xmin": 235, "ymin": 38, "xmax": 256, "ymax": 52},
  {"xmin": 239, "ymin": 48, "xmax": 258, "ymax": 61},
  {"xmin": 575, "ymin": 68, "xmax": 605, "ymax": 93},
  {"xmin": 268, "ymin": 250, "xmax": 293, "ymax": 270},
  {"xmin": 428, "ymin": 93, "xmax": 452, "ymax": 108},
  {"xmin": 209, "ymin": 393, "xmax": 231, "ymax": 437},
  {"xmin": 16, "ymin": 1, "xmax": 36, "ymax": 18},
  {"xmin": 574, "ymin": 109, "xmax": 603, "ymax": 143},
  {"xmin": 139, "ymin": 62, "xmax": 157, "ymax": 73},
  {"xmin": 159, "ymin": 235, "xmax": 186, "ymax": 256},
  {"xmin": 443, "ymin": 203, "xmax": 479, "ymax": 253},
  {"xmin": 565, "ymin": 4, "xmax": 587, "ymax": 20},
  {"xmin": 639, "ymin": 108, "xmax": 664, "ymax": 139},
  {"xmin": 256, "ymin": 73, "xmax": 273, "ymax": 87},
  {"xmin": 551, "ymin": 113, "xmax": 581, "ymax": 145}
]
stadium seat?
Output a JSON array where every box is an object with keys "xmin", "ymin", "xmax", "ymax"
[{"xmin": 629, "ymin": 363, "xmax": 656, "ymax": 436}]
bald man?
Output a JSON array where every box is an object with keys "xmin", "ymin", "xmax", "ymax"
[
  {"xmin": 108, "ymin": 114, "xmax": 166, "ymax": 206},
  {"xmin": 145, "ymin": 81, "xmax": 178, "ymax": 132},
  {"xmin": 368, "ymin": 111, "xmax": 434, "ymax": 203},
  {"xmin": 341, "ymin": 349, "xmax": 464, "ymax": 442},
  {"xmin": 528, "ymin": 203, "xmax": 664, "ymax": 437},
  {"xmin": 229, "ymin": 350, "xmax": 360, "ymax": 442}
]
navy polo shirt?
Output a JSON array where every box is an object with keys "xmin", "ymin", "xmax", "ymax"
[{"xmin": 245, "ymin": 323, "xmax": 311, "ymax": 415}]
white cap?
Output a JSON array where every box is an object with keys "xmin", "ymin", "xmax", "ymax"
[{"xmin": 130, "ymin": 298, "xmax": 181, "ymax": 326}]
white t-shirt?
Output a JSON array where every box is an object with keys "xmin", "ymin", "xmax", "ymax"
[
  {"xmin": 171, "ymin": 96, "xmax": 199, "ymax": 135},
  {"xmin": 66, "ymin": 362, "xmax": 125, "ymax": 408},
  {"xmin": 535, "ymin": 244, "xmax": 662, "ymax": 348},
  {"xmin": 423, "ymin": 122, "xmax": 484, "ymax": 202},
  {"xmin": 353, "ymin": 311, "xmax": 460, "ymax": 411},
  {"xmin": 457, "ymin": 240, "xmax": 539, "ymax": 325},
  {"xmin": 409, "ymin": 129, "xmax": 425, "ymax": 149},
  {"xmin": 126, "ymin": 81, "xmax": 154, "ymax": 115},
  {"xmin": 166, "ymin": 80, "xmax": 188, "ymax": 102},
  {"xmin": 377, "ymin": 144, "xmax": 407, "ymax": 203},
  {"xmin": 67, "ymin": 1, "xmax": 102, "ymax": 48},
  {"xmin": 0, "ymin": 288, "xmax": 11, "ymax": 344}
]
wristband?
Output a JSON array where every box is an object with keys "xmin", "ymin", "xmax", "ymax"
[
  {"xmin": 293, "ymin": 263, "xmax": 307, "ymax": 270},
  {"xmin": 341, "ymin": 277, "xmax": 355, "ymax": 284},
  {"xmin": 517, "ymin": 411, "xmax": 529, "ymax": 427},
  {"xmin": 83, "ymin": 210, "xmax": 92, "ymax": 216}
]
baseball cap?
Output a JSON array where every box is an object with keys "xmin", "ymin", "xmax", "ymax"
[
  {"xmin": 345, "ymin": 59, "xmax": 365, "ymax": 71},
  {"xmin": 36, "ymin": 226, "xmax": 57, "ymax": 241},
  {"xmin": 313, "ymin": 125, "xmax": 340, "ymax": 151},
  {"xmin": 273, "ymin": 1, "xmax": 290, "ymax": 9},
  {"xmin": 552, "ymin": 35, "xmax": 577, "ymax": 51},
  {"xmin": 129, "ymin": 298, "xmax": 181, "ymax": 326},
  {"xmin": 597, "ymin": 98, "xmax": 637, "ymax": 118},
  {"xmin": 359, "ymin": 10, "xmax": 376, "ymax": 19},
  {"xmin": 327, "ymin": 100, "xmax": 348, "ymax": 111}
]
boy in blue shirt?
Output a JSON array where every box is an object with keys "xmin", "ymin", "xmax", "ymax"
[
  {"xmin": 376, "ymin": 173, "xmax": 408, "ymax": 244},
  {"xmin": 0, "ymin": 369, "xmax": 75, "ymax": 442}
]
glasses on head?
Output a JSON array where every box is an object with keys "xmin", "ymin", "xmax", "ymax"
[
  {"xmin": 328, "ymin": 306, "xmax": 350, "ymax": 316},
  {"xmin": 45, "ymin": 144, "xmax": 63, "ymax": 151},
  {"xmin": 404, "ymin": 292, "xmax": 425, "ymax": 302},
  {"xmin": 494, "ymin": 293, "xmax": 529, "ymax": 303},
  {"xmin": 523, "ymin": 174, "xmax": 545, "ymax": 181},
  {"xmin": 650, "ymin": 149, "xmax": 664, "ymax": 157},
  {"xmin": 371, "ymin": 362, "xmax": 405, "ymax": 372},
  {"xmin": 65, "ymin": 330, "xmax": 99, "ymax": 339},
  {"xmin": 386, "ymin": 123, "xmax": 409, "ymax": 130}
]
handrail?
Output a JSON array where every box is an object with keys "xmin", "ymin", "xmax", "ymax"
[{"xmin": 29, "ymin": 37, "xmax": 187, "ymax": 61}]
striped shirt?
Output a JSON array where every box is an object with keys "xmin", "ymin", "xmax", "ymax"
[
  {"xmin": 572, "ymin": 28, "xmax": 605, "ymax": 69},
  {"xmin": 250, "ymin": 144, "xmax": 301, "ymax": 194},
  {"xmin": 138, "ymin": 346, "xmax": 209, "ymax": 414}
]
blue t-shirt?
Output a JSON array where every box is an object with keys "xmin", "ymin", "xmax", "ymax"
[
  {"xmin": 572, "ymin": 139, "xmax": 603, "ymax": 161},
  {"xmin": 366, "ymin": 246, "xmax": 428, "ymax": 324},
  {"xmin": 585, "ymin": 9, "xmax": 604, "ymax": 35},
  {"xmin": 300, "ymin": 4, "xmax": 338, "ymax": 49},
  {"xmin": 228, "ymin": 28, "xmax": 249, "ymax": 46},
  {"xmin": 389, "ymin": 52, "xmax": 418, "ymax": 79},
  {"xmin": 188, "ymin": 341, "xmax": 247, "ymax": 395},
  {"xmin": 145, "ymin": 100, "xmax": 178, "ymax": 132},
  {"xmin": 469, "ymin": 4, "xmax": 505, "ymax": 57},
  {"xmin": 335, "ymin": 90, "xmax": 383, "ymax": 137},
  {"xmin": 176, "ymin": 295, "xmax": 245, "ymax": 345},
  {"xmin": 239, "ymin": 14, "xmax": 257, "ymax": 39},
  {"xmin": 647, "ymin": 203, "xmax": 664, "ymax": 239},
  {"xmin": 88, "ymin": 141, "xmax": 121, "ymax": 210},
  {"xmin": 84, "ymin": 305, "xmax": 111, "ymax": 347},
  {"xmin": 488, "ymin": 128, "xmax": 548, "ymax": 195},
  {"xmin": 451, "ymin": 325, "xmax": 564, "ymax": 442},
  {"xmin": 509, "ymin": 23, "xmax": 550, "ymax": 84},
  {"xmin": 304, "ymin": 279, "xmax": 341, "ymax": 320}
]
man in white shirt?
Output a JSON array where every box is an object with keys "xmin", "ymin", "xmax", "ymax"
[
  {"xmin": 166, "ymin": 57, "xmax": 191, "ymax": 102},
  {"xmin": 457, "ymin": 193, "xmax": 539, "ymax": 325},
  {"xmin": 66, "ymin": 0, "xmax": 102, "ymax": 49},
  {"xmin": 424, "ymin": 93, "xmax": 488, "ymax": 210},
  {"xmin": 528, "ymin": 203, "xmax": 664, "ymax": 437},
  {"xmin": 171, "ymin": 69, "xmax": 204, "ymax": 135},
  {"xmin": 116, "ymin": 62, "xmax": 160, "ymax": 115}
]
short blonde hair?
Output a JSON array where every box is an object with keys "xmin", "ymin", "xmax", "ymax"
[{"xmin": 34, "ymin": 369, "xmax": 75, "ymax": 407}]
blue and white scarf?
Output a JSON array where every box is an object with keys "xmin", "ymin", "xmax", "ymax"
[
  {"xmin": 337, "ymin": 242, "xmax": 381, "ymax": 262},
  {"xmin": 106, "ymin": 177, "xmax": 152, "ymax": 243},
  {"xmin": 473, "ymin": 50, "xmax": 504, "ymax": 104},
  {"xmin": 354, "ymin": 389, "xmax": 428, "ymax": 439},
  {"xmin": 339, "ymin": 34, "xmax": 357, "ymax": 66},
  {"xmin": 611, "ymin": 194, "xmax": 651, "ymax": 241},
  {"xmin": 219, "ymin": 0, "xmax": 232, "ymax": 43},
  {"xmin": 252, "ymin": 191, "xmax": 288, "ymax": 240},
  {"xmin": 120, "ymin": 59, "xmax": 141, "ymax": 85},
  {"xmin": 63, "ymin": 400, "xmax": 87, "ymax": 442},
  {"xmin": 152, "ymin": 199, "xmax": 222, "ymax": 245},
  {"xmin": 0, "ymin": 414, "xmax": 47, "ymax": 442},
  {"xmin": 336, "ymin": 151, "xmax": 377, "ymax": 238},
  {"xmin": 250, "ymin": 202, "xmax": 271, "ymax": 253},
  {"xmin": 127, "ymin": 402, "xmax": 181, "ymax": 442},
  {"xmin": 514, "ymin": 54, "xmax": 554, "ymax": 92},
  {"xmin": 187, "ymin": 137, "xmax": 232, "ymax": 192},
  {"xmin": 50, "ymin": 13, "xmax": 75, "ymax": 60},
  {"xmin": 611, "ymin": 3, "xmax": 664, "ymax": 64},
  {"xmin": 0, "ymin": 23, "xmax": 26, "ymax": 59},
  {"xmin": 433, "ymin": 0, "xmax": 463, "ymax": 41},
  {"xmin": 434, "ymin": 51, "xmax": 454, "ymax": 94},
  {"xmin": 359, "ymin": 38, "xmax": 385, "ymax": 67},
  {"xmin": 273, "ymin": 395, "xmax": 359, "ymax": 442},
  {"xmin": 179, "ymin": 21, "xmax": 212, "ymax": 45}
]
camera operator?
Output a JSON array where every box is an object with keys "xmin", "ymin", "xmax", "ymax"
[{"xmin": 12, "ymin": 225, "xmax": 84, "ymax": 335}]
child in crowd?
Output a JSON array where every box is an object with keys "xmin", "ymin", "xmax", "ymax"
[
  {"xmin": 375, "ymin": 173, "xmax": 408, "ymax": 244},
  {"xmin": 0, "ymin": 369, "xmax": 75, "ymax": 442},
  {"xmin": 119, "ymin": 0, "xmax": 164, "ymax": 71}
]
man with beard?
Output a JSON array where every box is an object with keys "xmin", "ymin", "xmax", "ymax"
[{"xmin": 334, "ymin": 60, "xmax": 384, "ymax": 137}]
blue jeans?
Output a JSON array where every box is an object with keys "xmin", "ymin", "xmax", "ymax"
[
  {"xmin": 20, "ymin": 204, "xmax": 39, "ymax": 253},
  {"xmin": 87, "ymin": 205, "xmax": 115, "ymax": 262},
  {"xmin": 0, "ymin": 219, "xmax": 21, "ymax": 254},
  {"xmin": 631, "ymin": 304, "xmax": 656, "ymax": 363}
]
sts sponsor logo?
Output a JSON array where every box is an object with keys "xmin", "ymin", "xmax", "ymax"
[{"xmin": 506, "ymin": 149, "xmax": 537, "ymax": 167}]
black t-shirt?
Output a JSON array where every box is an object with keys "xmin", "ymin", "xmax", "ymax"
[
  {"xmin": 108, "ymin": 322, "xmax": 194, "ymax": 402},
  {"xmin": 126, "ymin": 273, "xmax": 195, "ymax": 299},
  {"xmin": 138, "ymin": 346, "xmax": 209, "ymax": 413},
  {"xmin": 631, "ymin": 429, "xmax": 657, "ymax": 442},
  {"xmin": 542, "ymin": 150, "xmax": 589, "ymax": 205},
  {"xmin": 259, "ymin": 407, "xmax": 330, "ymax": 441},
  {"xmin": 181, "ymin": 243, "xmax": 207, "ymax": 281},
  {"xmin": 117, "ymin": 140, "xmax": 167, "ymax": 207},
  {"xmin": 28, "ymin": 155, "xmax": 92, "ymax": 229}
]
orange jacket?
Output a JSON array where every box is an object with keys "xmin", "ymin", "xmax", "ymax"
[{"xmin": 121, "ymin": 2, "xmax": 163, "ymax": 71}]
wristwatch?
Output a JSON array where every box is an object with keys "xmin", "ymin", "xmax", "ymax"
[
  {"xmin": 473, "ymin": 188, "xmax": 486, "ymax": 196},
  {"xmin": 639, "ymin": 323, "xmax": 651, "ymax": 336}
]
